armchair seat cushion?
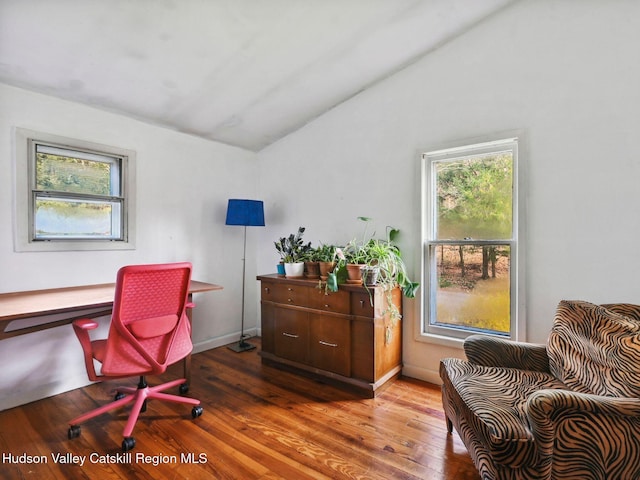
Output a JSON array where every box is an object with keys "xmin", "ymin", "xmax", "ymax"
[{"xmin": 440, "ymin": 358, "xmax": 566, "ymax": 467}]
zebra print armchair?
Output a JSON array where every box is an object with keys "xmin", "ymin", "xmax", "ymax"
[{"xmin": 440, "ymin": 300, "xmax": 640, "ymax": 480}]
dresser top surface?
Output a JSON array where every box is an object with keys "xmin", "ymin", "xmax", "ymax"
[{"xmin": 257, "ymin": 273, "xmax": 395, "ymax": 293}]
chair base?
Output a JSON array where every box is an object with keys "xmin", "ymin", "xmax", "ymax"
[{"xmin": 68, "ymin": 377, "xmax": 201, "ymax": 450}]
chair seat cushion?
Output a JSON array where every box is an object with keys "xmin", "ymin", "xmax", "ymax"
[
  {"xmin": 129, "ymin": 314, "xmax": 179, "ymax": 339},
  {"xmin": 440, "ymin": 358, "xmax": 566, "ymax": 467}
]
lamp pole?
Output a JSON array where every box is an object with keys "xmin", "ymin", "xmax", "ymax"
[
  {"xmin": 226, "ymin": 199, "xmax": 264, "ymax": 353},
  {"xmin": 230, "ymin": 224, "xmax": 255, "ymax": 352}
]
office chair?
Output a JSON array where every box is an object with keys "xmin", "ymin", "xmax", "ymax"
[{"xmin": 68, "ymin": 262, "xmax": 203, "ymax": 451}]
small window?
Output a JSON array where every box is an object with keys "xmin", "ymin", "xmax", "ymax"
[
  {"xmin": 422, "ymin": 136, "xmax": 522, "ymax": 341},
  {"xmin": 14, "ymin": 128, "xmax": 136, "ymax": 251}
]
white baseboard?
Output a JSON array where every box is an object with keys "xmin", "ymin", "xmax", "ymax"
[
  {"xmin": 402, "ymin": 363, "xmax": 442, "ymax": 385},
  {"xmin": 192, "ymin": 328, "xmax": 259, "ymax": 354},
  {"xmin": 0, "ymin": 330, "xmax": 260, "ymax": 412},
  {"xmin": 0, "ymin": 373, "xmax": 94, "ymax": 412}
]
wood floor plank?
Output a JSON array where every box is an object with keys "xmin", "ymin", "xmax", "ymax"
[{"xmin": 0, "ymin": 339, "xmax": 480, "ymax": 479}]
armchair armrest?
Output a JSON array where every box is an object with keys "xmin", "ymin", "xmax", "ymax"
[
  {"xmin": 464, "ymin": 334, "xmax": 549, "ymax": 372},
  {"xmin": 527, "ymin": 389, "xmax": 640, "ymax": 477}
]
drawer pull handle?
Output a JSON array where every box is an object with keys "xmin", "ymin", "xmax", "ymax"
[
  {"xmin": 324, "ymin": 304, "xmax": 330, "ymax": 308},
  {"xmin": 264, "ymin": 287, "xmax": 270, "ymax": 293},
  {"xmin": 319, "ymin": 340, "xmax": 338, "ymax": 348},
  {"xmin": 282, "ymin": 332, "xmax": 299, "ymax": 338},
  {"xmin": 287, "ymin": 298, "xmax": 293, "ymax": 303},
  {"xmin": 287, "ymin": 288, "xmax": 293, "ymax": 291},
  {"xmin": 360, "ymin": 300, "xmax": 365, "ymax": 307}
]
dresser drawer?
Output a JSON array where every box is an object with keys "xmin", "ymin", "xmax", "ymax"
[
  {"xmin": 273, "ymin": 308, "xmax": 309, "ymax": 364},
  {"xmin": 351, "ymin": 291, "xmax": 374, "ymax": 317},
  {"xmin": 308, "ymin": 288, "xmax": 350, "ymax": 314},
  {"xmin": 262, "ymin": 281, "xmax": 309, "ymax": 307},
  {"xmin": 261, "ymin": 281, "xmax": 277, "ymax": 301},
  {"xmin": 309, "ymin": 313, "xmax": 350, "ymax": 377}
]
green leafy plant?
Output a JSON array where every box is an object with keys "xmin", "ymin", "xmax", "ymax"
[
  {"xmin": 365, "ymin": 226, "xmax": 420, "ymax": 298},
  {"xmin": 326, "ymin": 218, "xmax": 419, "ymax": 299},
  {"xmin": 313, "ymin": 243, "xmax": 337, "ymax": 262},
  {"xmin": 326, "ymin": 217, "xmax": 371, "ymax": 289},
  {"xmin": 274, "ymin": 227, "xmax": 311, "ymax": 263},
  {"xmin": 343, "ymin": 216, "xmax": 373, "ymax": 264}
]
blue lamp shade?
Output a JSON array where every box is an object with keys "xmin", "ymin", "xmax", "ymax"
[{"xmin": 225, "ymin": 199, "xmax": 265, "ymax": 227}]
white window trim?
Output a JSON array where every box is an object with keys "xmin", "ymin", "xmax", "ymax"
[
  {"xmin": 418, "ymin": 132, "xmax": 526, "ymax": 345},
  {"xmin": 13, "ymin": 128, "xmax": 136, "ymax": 252}
]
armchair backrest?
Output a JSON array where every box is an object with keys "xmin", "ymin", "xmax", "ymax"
[
  {"xmin": 547, "ymin": 300, "xmax": 640, "ymax": 398},
  {"xmin": 100, "ymin": 263, "xmax": 193, "ymax": 376}
]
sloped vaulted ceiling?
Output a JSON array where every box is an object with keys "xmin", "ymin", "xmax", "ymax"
[{"xmin": 0, "ymin": 0, "xmax": 515, "ymax": 151}]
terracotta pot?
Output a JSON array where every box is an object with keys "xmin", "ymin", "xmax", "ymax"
[
  {"xmin": 318, "ymin": 261, "xmax": 336, "ymax": 280},
  {"xmin": 304, "ymin": 261, "xmax": 320, "ymax": 279},
  {"xmin": 346, "ymin": 263, "xmax": 364, "ymax": 284}
]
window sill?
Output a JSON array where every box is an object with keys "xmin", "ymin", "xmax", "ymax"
[
  {"xmin": 15, "ymin": 239, "xmax": 136, "ymax": 253},
  {"xmin": 416, "ymin": 332, "xmax": 465, "ymax": 349}
]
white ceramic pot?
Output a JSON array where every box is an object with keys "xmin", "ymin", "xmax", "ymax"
[{"xmin": 284, "ymin": 262, "xmax": 304, "ymax": 278}]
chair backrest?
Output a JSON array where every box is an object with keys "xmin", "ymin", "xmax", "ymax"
[
  {"xmin": 100, "ymin": 262, "xmax": 193, "ymax": 376},
  {"xmin": 547, "ymin": 300, "xmax": 640, "ymax": 398}
]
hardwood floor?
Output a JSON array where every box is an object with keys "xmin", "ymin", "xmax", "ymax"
[{"xmin": 0, "ymin": 339, "xmax": 480, "ymax": 479}]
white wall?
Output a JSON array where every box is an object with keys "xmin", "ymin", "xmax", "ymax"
[
  {"xmin": 256, "ymin": 0, "xmax": 640, "ymax": 383},
  {"xmin": 0, "ymin": 84, "xmax": 260, "ymax": 410}
]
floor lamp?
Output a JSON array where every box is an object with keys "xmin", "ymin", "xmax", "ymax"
[{"xmin": 225, "ymin": 199, "xmax": 265, "ymax": 352}]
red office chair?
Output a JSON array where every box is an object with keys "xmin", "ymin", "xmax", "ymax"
[{"xmin": 68, "ymin": 262, "xmax": 203, "ymax": 451}]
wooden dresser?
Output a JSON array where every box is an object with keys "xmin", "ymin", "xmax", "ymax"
[{"xmin": 257, "ymin": 274, "xmax": 402, "ymax": 397}]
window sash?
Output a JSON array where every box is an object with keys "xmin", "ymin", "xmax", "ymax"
[
  {"xmin": 425, "ymin": 240, "xmax": 515, "ymax": 339},
  {"xmin": 27, "ymin": 137, "xmax": 128, "ymax": 243},
  {"xmin": 422, "ymin": 137, "xmax": 519, "ymax": 340},
  {"xmin": 33, "ymin": 193, "xmax": 123, "ymax": 241},
  {"xmin": 34, "ymin": 143, "xmax": 122, "ymax": 197}
]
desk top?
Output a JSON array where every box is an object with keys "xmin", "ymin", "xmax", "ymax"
[{"xmin": 0, "ymin": 280, "xmax": 222, "ymax": 322}]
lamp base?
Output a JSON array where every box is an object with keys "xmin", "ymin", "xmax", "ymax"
[{"xmin": 228, "ymin": 339, "xmax": 256, "ymax": 353}]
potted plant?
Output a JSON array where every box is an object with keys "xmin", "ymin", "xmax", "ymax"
[
  {"xmin": 343, "ymin": 239, "xmax": 367, "ymax": 284},
  {"xmin": 274, "ymin": 227, "xmax": 311, "ymax": 278},
  {"xmin": 302, "ymin": 247, "xmax": 321, "ymax": 279},
  {"xmin": 314, "ymin": 244, "xmax": 337, "ymax": 280},
  {"xmin": 345, "ymin": 216, "xmax": 377, "ymax": 284},
  {"xmin": 365, "ymin": 226, "xmax": 420, "ymax": 298},
  {"xmin": 325, "ymin": 217, "xmax": 372, "ymax": 289},
  {"xmin": 327, "ymin": 218, "xmax": 420, "ymax": 300}
]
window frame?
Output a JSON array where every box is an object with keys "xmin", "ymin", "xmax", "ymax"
[
  {"xmin": 14, "ymin": 128, "xmax": 136, "ymax": 252},
  {"xmin": 420, "ymin": 135, "xmax": 525, "ymax": 343}
]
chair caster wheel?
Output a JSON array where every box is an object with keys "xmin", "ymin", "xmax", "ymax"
[
  {"xmin": 122, "ymin": 437, "xmax": 136, "ymax": 452},
  {"xmin": 179, "ymin": 383, "xmax": 189, "ymax": 394},
  {"xmin": 192, "ymin": 406, "xmax": 203, "ymax": 418},
  {"xmin": 68, "ymin": 425, "xmax": 81, "ymax": 439},
  {"xmin": 115, "ymin": 392, "xmax": 126, "ymax": 401}
]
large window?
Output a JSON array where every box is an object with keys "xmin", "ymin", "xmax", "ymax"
[
  {"xmin": 422, "ymin": 137, "xmax": 522, "ymax": 341},
  {"xmin": 14, "ymin": 128, "xmax": 136, "ymax": 251}
]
